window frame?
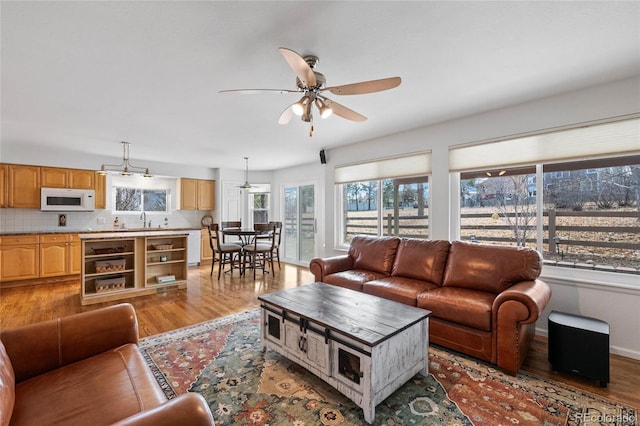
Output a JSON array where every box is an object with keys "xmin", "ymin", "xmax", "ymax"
[
  {"xmin": 110, "ymin": 175, "xmax": 173, "ymax": 216},
  {"xmin": 451, "ymin": 115, "xmax": 640, "ymax": 279},
  {"xmin": 335, "ymin": 175, "xmax": 431, "ymax": 248}
]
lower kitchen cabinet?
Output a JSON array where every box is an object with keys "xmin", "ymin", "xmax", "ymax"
[
  {"xmin": 0, "ymin": 235, "xmax": 40, "ymax": 281},
  {"xmin": 40, "ymin": 234, "xmax": 80, "ymax": 278},
  {"xmin": 200, "ymin": 227, "xmax": 213, "ymax": 262}
]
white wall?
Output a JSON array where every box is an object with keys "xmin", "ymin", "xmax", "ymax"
[{"xmin": 273, "ymin": 76, "xmax": 640, "ymax": 358}]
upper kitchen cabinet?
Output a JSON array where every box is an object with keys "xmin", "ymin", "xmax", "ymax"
[
  {"xmin": 7, "ymin": 165, "xmax": 40, "ymax": 208},
  {"xmin": 180, "ymin": 178, "xmax": 215, "ymax": 210},
  {"xmin": 41, "ymin": 167, "xmax": 94, "ymax": 189},
  {"xmin": 94, "ymin": 173, "xmax": 107, "ymax": 209}
]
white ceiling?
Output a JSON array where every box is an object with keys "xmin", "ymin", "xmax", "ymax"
[{"xmin": 2, "ymin": 1, "xmax": 639, "ymax": 172}]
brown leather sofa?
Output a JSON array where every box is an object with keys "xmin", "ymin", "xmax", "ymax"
[
  {"xmin": 310, "ymin": 236, "xmax": 552, "ymax": 375},
  {"xmin": 0, "ymin": 303, "xmax": 215, "ymax": 426}
]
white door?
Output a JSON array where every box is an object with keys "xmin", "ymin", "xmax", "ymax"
[{"xmin": 222, "ymin": 181, "xmax": 243, "ymax": 222}]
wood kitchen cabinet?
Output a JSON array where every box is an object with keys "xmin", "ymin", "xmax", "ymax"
[
  {"xmin": 40, "ymin": 233, "xmax": 81, "ymax": 277},
  {"xmin": 69, "ymin": 234, "xmax": 82, "ymax": 274},
  {"xmin": 41, "ymin": 167, "xmax": 95, "ymax": 189},
  {"xmin": 7, "ymin": 165, "xmax": 40, "ymax": 208},
  {"xmin": 94, "ymin": 173, "xmax": 107, "ymax": 209},
  {"xmin": 200, "ymin": 227, "xmax": 213, "ymax": 262},
  {"xmin": 0, "ymin": 235, "xmax": 40, "ymax": 281},
  {"xmin": 180, "ymin": 178, "xmax": 215, "ymax": 210},
  {"xmin": 0, "ymin": 164, "xmax": 7, "ymax": 208},
  {"xmin": 81, "ymin": 233, "xmax": 187, "ymax": 305}
]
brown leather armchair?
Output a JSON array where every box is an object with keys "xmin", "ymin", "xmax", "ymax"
[{"xmin": 0, "ymin": 303, "xmax": 215, "ymax": 426}]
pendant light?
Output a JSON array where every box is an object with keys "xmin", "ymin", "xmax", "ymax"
[
  {"xmin": 240, "ymin": 157, "xmax": 252, "ymax": 189},
  {"xmin": 97, "ymin": 141, "xmax": 152, "ymax": 177}
]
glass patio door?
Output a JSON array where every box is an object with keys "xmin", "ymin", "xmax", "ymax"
[{"xmin": 283, "ymin": 184, "xmax": 315, "ymax": 264}]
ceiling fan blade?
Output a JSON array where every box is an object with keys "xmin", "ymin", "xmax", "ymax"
[
  {"xmin": 278, "ymin": 47, "xmax": 317, "ymax": 88},
  {"xmin": 322, "ymin": 77, "xmax": 401, "ymax": 95},
  {"xmin": 219, "ymin": 88, "xmax": 299, "ymax": 95},
  {"xmin": 322, "ymin": 98, "xmax": 367, "ymax": 122},
  {"xmin": 278, "ymin": 105, "xmax": 295, "ymax": 124}
]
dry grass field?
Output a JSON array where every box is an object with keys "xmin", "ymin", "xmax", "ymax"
[{"xmin": 346, "ymin": 205, "xmax": 640, "ymax": 270}]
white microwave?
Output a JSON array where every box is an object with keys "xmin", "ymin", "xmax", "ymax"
[{"xmin": 41, "ymin": 188, "xmax": 95, "ymax": 211}]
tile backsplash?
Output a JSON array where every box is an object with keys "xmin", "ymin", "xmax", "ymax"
[{"xmin": 0, "ymin": 209, "xmax": 210, "ymax": 233}]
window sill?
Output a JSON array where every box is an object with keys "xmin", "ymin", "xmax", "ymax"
[{"xmin": 541, "ymin": 264, "xmax": 640, "ymax": 294}]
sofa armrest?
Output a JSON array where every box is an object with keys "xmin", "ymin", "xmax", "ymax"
[
  {"xmin": 1, "ymin": 303, "xmax": 139, "ymax": 382},
  {"xmin": 112, "ymin": 393, "xmax": 215, "ymax": 426},
  {"xmin": 493, "ymin": 279, "xmax": 552, "ymax": 375},
  {"xmin": 309, "ymin": 255, "xmax": 354, "ymax": 281},
  {"xmin": 493, "ymin": 279, "xmax": 552, "ymax": 323}
]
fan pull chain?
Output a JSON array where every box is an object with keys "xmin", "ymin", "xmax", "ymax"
[{"xmin": 309, "ymin": 116, "xmax": 314, "ymax": 137}]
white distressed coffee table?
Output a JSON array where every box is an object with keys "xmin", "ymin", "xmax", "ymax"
[{"xmin": 258, "ymin": 282, "xmax": 431, "ymax": 424}]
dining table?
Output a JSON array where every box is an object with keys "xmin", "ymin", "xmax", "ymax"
[
  {"xmin": 221, "ymin": 227, "xmax": 272, "ymax": 277},
  {"xmin": 220, "ymin": 227, "xmax": 257, "ymax": 246}
]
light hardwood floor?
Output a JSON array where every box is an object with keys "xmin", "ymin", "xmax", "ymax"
[{"xmin": 1, "ymin": 262, "xmax": 638, "ymax": 410}]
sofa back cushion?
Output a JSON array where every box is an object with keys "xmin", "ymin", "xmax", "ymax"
[
  {"xmin": 391, "ymin": 239, "xmax": 450, "ymax": 284},
  {"xmin": 0, "ymin": 340, "xmax": 15, "ymax": 426},
  {"xmin": 349, "ymin": 235, "xmax": 400, "ymax": 275},
  {"xmin": 442, "ymin": 241, "xmax": 542, "ymax": 293}
]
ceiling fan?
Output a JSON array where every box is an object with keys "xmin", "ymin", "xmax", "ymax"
[{"xmin": 220, "ymin": 47, "xmax": 401, "ymax": 136}]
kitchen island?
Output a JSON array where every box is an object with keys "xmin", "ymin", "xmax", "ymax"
[{"xmin": 80, "ymin": 229, "xmax": 190, "ymax": 305}]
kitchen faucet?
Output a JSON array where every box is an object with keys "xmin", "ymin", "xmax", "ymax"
[{"xmin": 140, "ymin": 211, "xmax": 147, "ymax": 228}]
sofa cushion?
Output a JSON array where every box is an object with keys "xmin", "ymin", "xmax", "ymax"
[
  {"xmin": 324, "ymin": 270, "xmax": 387, "ymax": 292},
  {"xmin": 10, "ymin": 343, "xmax": 166, "ymax": 426},
  {"xmin": 442, "ymin": 241, "xmax": 542, "ymax": 293},
  {"xmin": 391, "ymin": 239, "xmax": 450, "ymax": 284},
  {"xmin": 416, "ymin": 287, "xmax": 496, "ymax": 332},
  {"xmin": 363, "ymin": 277, "xmax": 439, "ymax": 306},
  {"xmin": 349, "ymin": 235, "xmax": 400, "ymax": 275},
  {"xmin": 0, "ymin": 341, "xmax": 15, "ymax": 426}
]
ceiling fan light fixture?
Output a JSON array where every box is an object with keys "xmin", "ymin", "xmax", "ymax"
[
  {"xmin": 292, "ymin": 95, "xmax": 311, "ymax": 116},
  {"xmin": 315, "ymin": 98, "xmax": 332, "ymax": 119},
  {"xmin": 301, "ymin": 101, "xmax": 313, "ymax": 122}
]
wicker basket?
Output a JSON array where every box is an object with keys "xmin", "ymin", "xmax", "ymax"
[
  {"xmin": 92, "ymin": 247, "xmax": 125, "ymax": 255},
  {"xmin": 95, "ymin": 276, "xmax": 126, "ymax": 293},
  {"xmin": 95, "ymin": 258, "xmax": 126, "ymax": 273},
  {"xmin": 152, "ymin": 244, "xmax": 174, "ymax": 250}
]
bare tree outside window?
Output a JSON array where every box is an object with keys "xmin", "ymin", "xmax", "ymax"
[
  {"xmin": 460, "ymin": 157, "xmax": 640, "ymax": 273},
  {"xmin": 115, "ymin": 187, "xmax": 167, "ymax": 213}
]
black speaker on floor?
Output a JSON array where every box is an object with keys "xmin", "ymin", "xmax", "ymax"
[
  {"xmin": 319, "ymin": 149, "xmax": 327, "ymax": 164},
  {"xmin": 548, "ymin": 311, "xmax": 610, "ymax": 387}
]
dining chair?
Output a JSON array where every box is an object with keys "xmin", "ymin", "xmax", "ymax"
[
  {"xmin": 220, "ymin": 221, "xmax": 242, "ymax": 245},
  {"xmin": 242, "ymin": 223, "xmax": 276, "ymax": 279},
  {"xmin": 269, "ymin": 221, "xmax": 283, "ymax": 269},
  {"xmin": 208, "ymin": 224, "xmax": 242, "ymax": 279},
  {"xmin": 221, "ymin": 221, "xmax": 241, "ymax": 229}
]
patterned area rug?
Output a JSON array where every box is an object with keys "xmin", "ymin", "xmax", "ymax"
[{"xmin": 140, "ymin": 309, "xmax": 636, "ymax": 425}]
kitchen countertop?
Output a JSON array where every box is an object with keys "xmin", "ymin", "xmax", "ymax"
[{"xmin": 0, "ymin": 227, "xmax": 202, "ymax": 237}]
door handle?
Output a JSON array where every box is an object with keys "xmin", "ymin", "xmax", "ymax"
[{"xmin": 298, "ymin": 336, "xmax": 307, "ymax": 353}]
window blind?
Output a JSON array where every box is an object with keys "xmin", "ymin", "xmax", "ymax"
[
  {"xmin": 334, "ymin": 152, "xmax": 431, "ymax": 184},
  {"xmin": 449, "ymin": 117, "xmax": 640, "ymax": 173}
]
